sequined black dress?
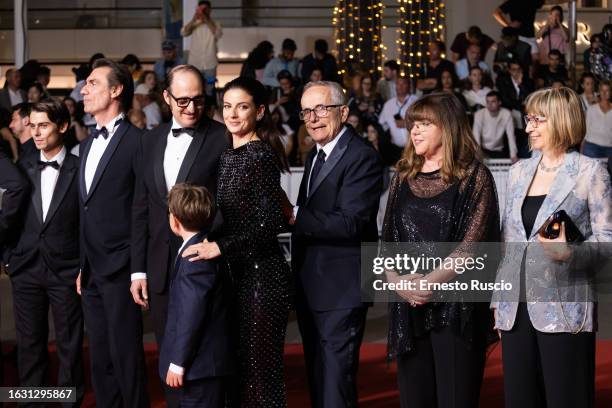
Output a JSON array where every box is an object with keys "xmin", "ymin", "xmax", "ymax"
[
  {"xmin": 216, "ymin": 140, "xmax": 291, "ymax": 407},
  {"xmin": 382, "ymin": 161, "xmax": 500, "ymax": 359}
]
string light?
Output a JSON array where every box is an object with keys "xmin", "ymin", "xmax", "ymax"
[
  {"xmin": 395, "ymin": 0, "xmax": 446, "ymax": 78},
  {"xmin": 333, "ymin": 1, "xmax": 385, "ymax": 77}
]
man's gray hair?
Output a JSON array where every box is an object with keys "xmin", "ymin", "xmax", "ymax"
[{"xmin": 303, "ymin": 81, "xmax": 347, "ymax": 105}]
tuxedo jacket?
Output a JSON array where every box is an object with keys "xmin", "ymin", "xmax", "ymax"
[
  {"xmin": 5, "ymin": 152, "xmax": 80, "ymax": 281},
  {"xmin": 131, "ymin": 118, "xmax": 229, "ymax": 293},
  {"xmin": 496, "ymin": 74, "xmax": 535, "ymax": 114},
  {"xmin": 291, "ymin": 127, "xmax": 383, "ymax": 311},
  {"xmin": 0, "ymin": 151, "xmax": 28, "ymax": 246},
  {"xmin": 79, "ymin": 120, "xmax": 144, "ymax": 278},
  {"xmin": 158, "ymin": 232, "xmax": 234, "ymax": 381}
]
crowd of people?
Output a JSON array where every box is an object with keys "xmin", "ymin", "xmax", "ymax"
[{"xmin": 0, "ymin": 1, "xmax": 612, "ymax": 408}]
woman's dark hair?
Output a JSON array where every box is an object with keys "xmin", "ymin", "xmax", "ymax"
[
  {"xmin": 435, "ymin": 68, "xmax": 459, "ymax": 91},
  {"xmin": 92, "ymin": 58, "xmax": 134, "ymax": 113},
  {"xmin": 249, "ymin": 41, "xmax": 274, "ymax": 70},
  {"xmin": 121, "ymin": 53, "xmax": 142, "ymax": 71},
  {"xmin": 223, "ymin": 76, "xmax": 289, "ymax": 172},
  {"xmin": 31, "ymin": 100, "xmax": 71, "ymax": 130},
  {"xmin": 277, "ymin": 69, "xmax": 293, "ymax": 83},
  {"xmin": 28, "ymin": 82, "xmax": 45, "ymax": 95},
  {"xmin": 551, "ymin": 5, "xmax": 564, "ymax": 22},
  {"xmin": 62, "ymin": 96, "xmax": 85, "ymax": 125}
]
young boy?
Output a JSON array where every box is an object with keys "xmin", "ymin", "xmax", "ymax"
[{"xmin": 159, "ymin": 183, "xmax": 233, "ymax": 407}]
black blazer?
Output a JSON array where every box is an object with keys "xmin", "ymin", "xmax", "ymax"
[
  {"xmin": 496, "ymin": 74, "xmax": 535, "ymax": 113},
  {"xmin": 0, "ymin": 87, "xmax": 27, "ymax": 112},
  {"xmin": 0, "ymin": 151, "xmax": 28, "ymax": 246},
  {"xmin": 6, "ymin": 152, "xmax": 80, "ymax": 281},
  {"xmin": 291, "ymin": 128, "xmax": 383, "ymax": 311},
  {"xmin": 131, "ymin": 118, "xmax": 229, "ymax": 293},
  {"xmin": 158, "ymin": 232, "xmax": 234, "ymax": 381},
  {"xmin": 79, "ymin": 120, "xmax": 143, "ymax": 278}
]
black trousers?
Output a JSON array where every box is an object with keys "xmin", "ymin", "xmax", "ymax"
[
  {"xmin": 180, "ymin": 376, "xmax": 227, "ymax": 408},
  {"xmin": 81, "ymin": 271, "xmax": 149, "ymax": 408},
  {"xmin": 396, "ymin": 326, "xmax": 486, "ymax": 408},
  {"xmin": 10, "ymin": 260, "xmax": 84, "ymax": 408},
  {"xmin": 150, "ymin": 286, "xmax": 180, "ymax": 408},
  {"xmin": 501, "ymin": 303, "xmax": 595, "ymax": 408},
  {"xmin": 297, "ymin": 305, "xmax": 367, "ymax": 408}
]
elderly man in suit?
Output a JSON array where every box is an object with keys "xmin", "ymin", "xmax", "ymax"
[
  {"xmin": 130, "ymin": 64, "xmax": 228, "ymax": 407},
  {"xmin": 291, "ymin": 80, "xmax": 383, "ymax": 407},
  {"xmin": 0, "ymin": 69, "xmax": 27, "ymax": 111}
]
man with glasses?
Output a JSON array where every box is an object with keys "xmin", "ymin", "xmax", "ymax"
[
  {"xmin": 130, "ymin": 64, "xmax": 228, "ymax": 408},
  {"xmin": 291, "ymin": 81, "xmax": 383, "ymax": 407}
]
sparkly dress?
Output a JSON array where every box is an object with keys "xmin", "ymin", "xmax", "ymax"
[
  {"xmin": 382, "ymin": 161, "xmax": 500, "ymax": 359},
  {"xmin": 216, "ymin": 140, "xmax": 291, "ymax": 407}
]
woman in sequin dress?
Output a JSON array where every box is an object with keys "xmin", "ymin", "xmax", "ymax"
[
  {"xmin": 381, "ymin": 92, "xmax": 500, "ymax": 408},
  {"xmin": 183, "ymin": 77, "xmax": 292, "ymax": 407}
]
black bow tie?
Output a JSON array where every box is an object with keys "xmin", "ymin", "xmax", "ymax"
[
  {"xmin": 37, "ymin": 160, "xmax": 60, "ymax": 170},
  {"xmin": 172, "ymin": 127, "xmax": 195, "ymax": 137},
  {"xmin": 92, "ymin": 127, "xmax": 109, "ymax": 139},
  {"xmin": 93, "ymin": 118, "xmax": 123, "ymax": 139}
]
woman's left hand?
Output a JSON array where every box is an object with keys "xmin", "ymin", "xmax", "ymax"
[
  {"xmin": 537, "ymin": 221, "xmax": 573, "ymax": 262},
  {"xmin": 182, "ymin": 239, "xmax": 221, "ymax": 261}
]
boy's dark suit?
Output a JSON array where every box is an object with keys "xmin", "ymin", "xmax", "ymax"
[
  {"xmin": 159, "ymin": 232, "xmax": 234, "ymax": 407},
  {"xmin": 5, "ymin": 151, "xmax": 84, "ymax": 406}
]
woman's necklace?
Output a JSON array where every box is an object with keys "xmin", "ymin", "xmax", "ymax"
[{"xmin": 539, "ymin": 160, "xmax": 562, "ymax": 173}]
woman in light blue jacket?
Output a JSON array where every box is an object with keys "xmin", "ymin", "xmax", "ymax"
[{"xmin": 491, "ymin": 87, "xmax": 612, "ymax": 408}]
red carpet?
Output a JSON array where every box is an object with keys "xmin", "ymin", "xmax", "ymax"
[{"xmin": 3, "ymin": 341, "xmax": 612, "ymax": 407}]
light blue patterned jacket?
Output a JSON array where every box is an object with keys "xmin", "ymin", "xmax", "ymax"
[{"xmin": 492, "ymin": 151, "xmax": 612, "ymax": 333}]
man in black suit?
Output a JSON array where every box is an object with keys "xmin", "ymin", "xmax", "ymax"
[
  {"xmin": 130, "ymin": 64, "xmax": 228, "ymax": 407},
  {"xmin": 291, "ymin": 81, "xmax": 383, "ymax": 407},
  {"xmin": 0, "ymin": 151, "xmax": 27, "ymax": 245},
  {"xmin": 9, "ymin": 103, "xmax": 37, "ymax": 159},
  {"xmin": 0, "ymin": 150, "xmax": 28, "ymax": 398},
  {"xmin": 77, "ymin": 58, "xmax": 149, "ymax": 407},
  {"xmin": 0, "ymin": 69, "xmax": 27, "ymax": 112},
  {"xmin": 496, "ymin": 59, "xmax": 535, "ymax": 158},
  {"xmin": 5, "ymin": 100, "xmax": 84, "ymax": 405}
]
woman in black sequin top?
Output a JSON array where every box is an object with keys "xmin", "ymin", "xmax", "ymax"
[
  {"xmin": 183, "ymin": 77, "xmax": 292, "ymax": 407},
  {"xmin": 381, "ymin": 92, "xmax": 500, "ymax": 408}
]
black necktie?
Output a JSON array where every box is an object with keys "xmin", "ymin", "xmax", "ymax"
[
  {"xmin": 308, "ymin": 149, "xmax": 326, "ymax": 196},
  {"xmin": 93, "ymin": 127, "xmax": 108, "ymax": 139},
  {"xmin": 37, "ymin": 160, "xmax": 60, "ymax": 170},
  {"xmin": 172, "ymin": 128, "xmax": 195, "ymax": 137}
]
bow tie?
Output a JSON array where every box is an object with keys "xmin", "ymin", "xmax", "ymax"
[
  {"xmin": 93, "ymin": 118, "xmax": 123, "ymax": 139},
  {"xmin": 92, "ymin": 127, "xmax": 109, "ymax": 139},
  {"xmin": 37, "ymin": 160, "xmax": 60, "ymax": 170},
  {"xmin": 172, "ymin": 127, "xmax": 195, "ymax": 137}
]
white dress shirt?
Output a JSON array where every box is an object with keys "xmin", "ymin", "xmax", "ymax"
[
  {"xmin": 168, "ymin": 232, "xmax": 198, "ymax": 376},
  {"xmin": 8, "ymin": 88, "xmax": 24, "ymax": 106},
  {"xmin": 83, "ymin": 113, "xmax": 124, "ymax": 194},
  {"xmin": 40, "ymin": 147, "xmax": 67, "ymax": 222},
  {"xmin": 131, "ymin": 119, "xmax": 195, "ymax": 283},
  {"xmin": 293, "ymin": 126, "xmax": 348, "ymax": 219},
  {"xmin": 164, "ymin": 119, "xmax": 195, "ymax": 191},
  {"xmin": 585, "ymin": 104, "xmax": 612, "ymax": 147},
  {"xmin": 378, "ymin": 95, "xmax": 418, "ymax": 147},
  {"xmin": 472, "ymin": 107, "xmax": 518, "ymax": 158},
  {"xmin": 462, "ymin": 87, "xmax": 491, "ymax": 109}
]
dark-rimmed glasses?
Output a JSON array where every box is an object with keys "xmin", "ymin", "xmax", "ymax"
[
  {"xmin": 299, "ymin": 104, "xmax": 344, "ymax": 121},
  {"xmin": 167, "ymin": 90, "xmax": 206, "ymax": 108}
]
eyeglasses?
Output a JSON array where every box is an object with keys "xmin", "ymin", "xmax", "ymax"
[
  {"xmin": 523, "ymin": 115, "xmax": 547, "ymax": 128},
  {"xmin": 299, "ymin": 104, "xmax": 344, "ymax": 121},
  {"xmin": 167, "ymin": 90, "xmax": 206, "ymax": 108}
]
